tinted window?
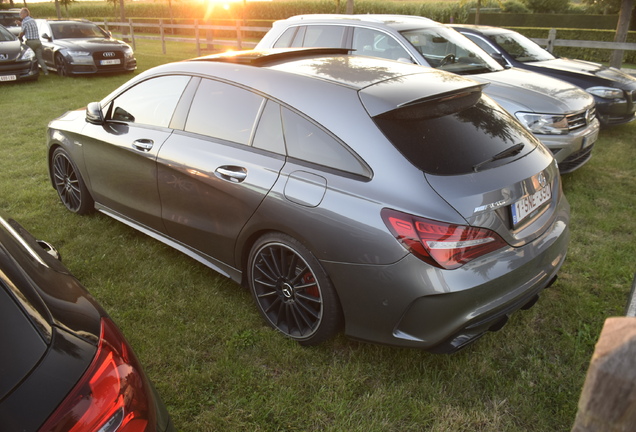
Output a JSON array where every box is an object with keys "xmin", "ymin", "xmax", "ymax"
[
  {"xmin": 185, "ymin": 79, "xmax": 265, "ymax": 145},
  {"xmin": 491, "ymin": 32, "xmax": 555, "ymax": 62},
  {"xmin": 252, "ymin": 100, "xmax": 286, "ymax": 154},
  {"xmin": 50, "ymin": 22, "xmax": 107, "ymax": 39},
  {"xmin": 400, "ymin": 26, "xmax": 502, "ymax": 74},
  {"xmin": 463, "ymin": 33, "xmax": 499, "ymax": 56},
  {"xmin": 273, "ymin": 27, "xmax": 299, "ymax": 48},
  {"xmin": 109, "ymin": 75, "xmax": 191, "ymax": 128},
  {"xmin": 0, "ymin": 25, "xmax": 15, "ymax": 41},
  {"xmin": 372, "ymin": 96, "xmax": 537, "ymax": 175},
  {"xmin": 352, "ymin": 28, "xmax": 412, "ymax": 61},
  {"xmin": 300, "ymin": 25, "xmax": 346, "ymax": 48},
  {"xmin": 282, "ymin": 108, "xmax": 369, "ymax": 177}
]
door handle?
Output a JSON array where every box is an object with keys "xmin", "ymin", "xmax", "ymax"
[
  {"xmin": 132, "ymin": 139, "xmax": 154, "ymax": 151},
  {"xmin": 215, "ymin": 166, "xmax": 247, "ymax": 183}
]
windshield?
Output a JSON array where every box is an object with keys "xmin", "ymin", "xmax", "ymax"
[
  {"xmin": 400, "ymin": 26, "xmax": 503, "ymax": 75},
  {"xmin": 491, "ymin": 31, "xmax": 555, "ymax": 62},
  {"xmin": 50, "ymin": 22, "xmax": 108, "ymax": 39},
  {"xmin": 0, "ymin": 25, "xmax": 16, "ymax": 41}
]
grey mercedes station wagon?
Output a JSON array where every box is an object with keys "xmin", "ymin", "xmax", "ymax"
[
  {"xmin": 257, "ymin": 14, "xmax": 601, "ymax": 174},
  {"xmin": 47, "ymin": 48, "xmax": 569, "ymax": 353}
]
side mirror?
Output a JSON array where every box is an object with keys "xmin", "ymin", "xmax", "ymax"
[
  {"xmin": 86, "ymin": 102, "xmax": 105, "ymax": 125},
  {"xmin": 42, "ymin": 33, "xmax": 52, "ymax": 42}
]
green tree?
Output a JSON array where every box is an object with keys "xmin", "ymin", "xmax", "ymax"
[{"xmin": 522, "ymin": 0, "xmax": 569, "ymax": 13}]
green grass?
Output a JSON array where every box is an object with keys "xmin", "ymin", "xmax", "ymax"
[{"xmin": 1, "ymin": 39, "xmax": 635, "ymax": 431}]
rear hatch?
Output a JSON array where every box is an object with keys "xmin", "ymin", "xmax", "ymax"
[{"xmin": 362, "ymin": 86, "xmax": 560, "ymax": 246}]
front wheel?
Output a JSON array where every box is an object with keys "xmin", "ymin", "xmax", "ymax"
[
  {"xmin": 55, "ymin": 53, "xmax": 70, "ymax": 77},
  {"xmin": 51, "ymin": 147, "xmax": 94, "ymax": 214},
  {"xmin": 247, "ymin": 233, "xmax": 343, "ymax": 346}
]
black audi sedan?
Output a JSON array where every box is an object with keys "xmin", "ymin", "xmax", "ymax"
[
  {"xmin": 0, "ymin": 24, "xmax": 39, "ymax": 82},
  {"xmin": 34, "ymin": 19, "xmax": 136, "ymax": 76},
  {"xmin": 452, "ymin": 24, "xmax": 636, "ymax": 127},
  {"xmin": 0, "ymin": 211, "xmax": 174, "ymax": 431}
]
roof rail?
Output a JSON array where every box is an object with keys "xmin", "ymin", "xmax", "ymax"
[{"xmin": 191, "ymin": 47, "xmax": 353, "ymax": 67}]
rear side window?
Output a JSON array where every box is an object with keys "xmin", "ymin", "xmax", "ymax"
[
  {"xmin": 273, "ymin": 27, "xmax": 301, "ymax": 48},
  {"xmin": 372, "ymin": 95, "xmax": 537, "ymax": 175},
  {"xmin": 282, "ymin": 108, "xmax": 370, "ymax": 177},
  {"xmin": 301, "ymin": 25, "xmax": 346, "ymax": 48},
  {"xmin": 185, "ymin": 79, "xmax": 265, "ymax": 145}
]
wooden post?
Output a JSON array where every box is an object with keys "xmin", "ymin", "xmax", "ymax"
[
  {"xmin": 128, "ymin": 18, "xmax": 135, "ymax": 51},
  {"xmin": 235, "ymin": 19, "xmax": 243, "ymax": 50},
  {"xmin": 206, "ymin": 21, "xmax": 215, "ymax": 52},
  {"xmin": 160, "ymin": 19, "xmax": 166, "ymax": 55},
  {"xmin": 546, "ymin": 28, "xmax": 556, "ymax": 54},
  {"xmin": 195, "ymin": 20, "xmax": 201, "ymax": 57},
  {"xmin": 571, "ymin": 317, "xmax": 636, "ymax": 431}
]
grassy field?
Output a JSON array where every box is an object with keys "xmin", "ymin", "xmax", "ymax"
[{"xmin": 1, "ymin": 39, "xmax": 635, "ymax": 431}]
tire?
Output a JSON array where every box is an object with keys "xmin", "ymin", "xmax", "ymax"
[
  {"xmin": 247, "ymin": 233, "xmax": 343, "ymax": 346},
  {"xmin": 51, "ymin": 147, "xmax": 94, "ymax": 215},
  {"xmin": 55, "ymin": 53, "xmax": 69, "ymax": 77}
]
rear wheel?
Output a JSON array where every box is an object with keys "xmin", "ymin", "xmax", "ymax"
[
  {"xmin": 247, "ymin": 233, "xmax": 342, "ymax": 346},
  {"xmin": 51, "ymin": 147, "xmax": 94, "ymax": 214}
]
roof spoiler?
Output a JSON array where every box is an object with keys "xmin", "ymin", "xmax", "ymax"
[
  {"xmin": 190, "ymin": 48, "xmax": 353, "ymax": 67},
  {"xmin": 362, "ymin": 81, "xmax": 488, "ymax": 119}
]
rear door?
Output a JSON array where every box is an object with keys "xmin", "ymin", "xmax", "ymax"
[{"xmin": 157, "ymin": 79, "xmax": 285, "ymax": 266}]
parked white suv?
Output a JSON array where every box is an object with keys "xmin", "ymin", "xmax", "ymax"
[{"xmin": 257, "ymin": 14, "xmax": 601, "ymax": 173}]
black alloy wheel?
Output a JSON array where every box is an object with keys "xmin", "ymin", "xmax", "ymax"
[
  {"xmin": 55, "ymin": 53, "xmax": 69, "ymax": 77},
  {"xmin": 248, "ymin": 233, "xmax": 342, "ymax": 346},
  {"xmin": 51, "ymin": 147, "xmax": 94, "ymax": 214}
]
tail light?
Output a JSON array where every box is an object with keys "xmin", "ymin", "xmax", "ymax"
[
  {"xmin": 39, "ymin": 318, "xmax": 156, "ymax": 432},
  {"xmin": 381, "ymin": 208, "xmax": 507, "ymax": 270}
]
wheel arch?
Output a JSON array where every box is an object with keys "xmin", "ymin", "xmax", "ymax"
[{"xmin": 237, "ymin": 227, "xmax": 343, "ymax": 306}]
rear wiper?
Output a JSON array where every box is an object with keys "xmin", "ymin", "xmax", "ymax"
[{"xmin": 473, "ymin": 143, "xmax": 525, "ymax": 172}]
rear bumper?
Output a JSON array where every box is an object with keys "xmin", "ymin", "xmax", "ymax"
[{"xmin": 322, "ymin": 198, "xmax": 570, "ymax": 352}]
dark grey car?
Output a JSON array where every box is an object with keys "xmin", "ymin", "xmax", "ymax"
[
  {"xmin": 34, "ymin": 19, "xmax": 136, "ymax": 76},
  {"xmin": 47, "ymin": 48, "xmax": 569, "ymax": 353},
  {"xmin": 451, "ymin": 24, "xmax": 636, "ymax": 127}
]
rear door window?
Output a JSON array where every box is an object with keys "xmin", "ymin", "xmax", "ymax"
[{"xmin": 184, "ymin": 78, "xmax": 265, "ymax": 145}]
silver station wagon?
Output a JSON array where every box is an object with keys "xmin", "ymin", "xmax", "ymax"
[
  {"xmin": 47, "ymin": 48, "xmax": 570, "ymax": 353},
  {"xmin": 257, "ymin": 14, "xmax": 601, "ymax": 173}
]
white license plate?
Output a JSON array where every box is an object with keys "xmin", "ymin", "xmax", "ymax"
[
  {"xmin": 100, "ymin": 59, "xmax": 121, "ymax": 65},
  {"xmin": 0, "ymin": 75, "xmax": 17, "ymax": 81},
  {"xmin": 582, "ymin": 129, "xmax": 599, "ymax": 149},
  {"xmin": 511, "ymin": 184, "xmax": 552, "ymax": 226}
]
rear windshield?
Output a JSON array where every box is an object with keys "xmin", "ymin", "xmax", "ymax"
[{"xmin": 372, "ymin": 95, "xmax": 537, "ymax": 175}]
